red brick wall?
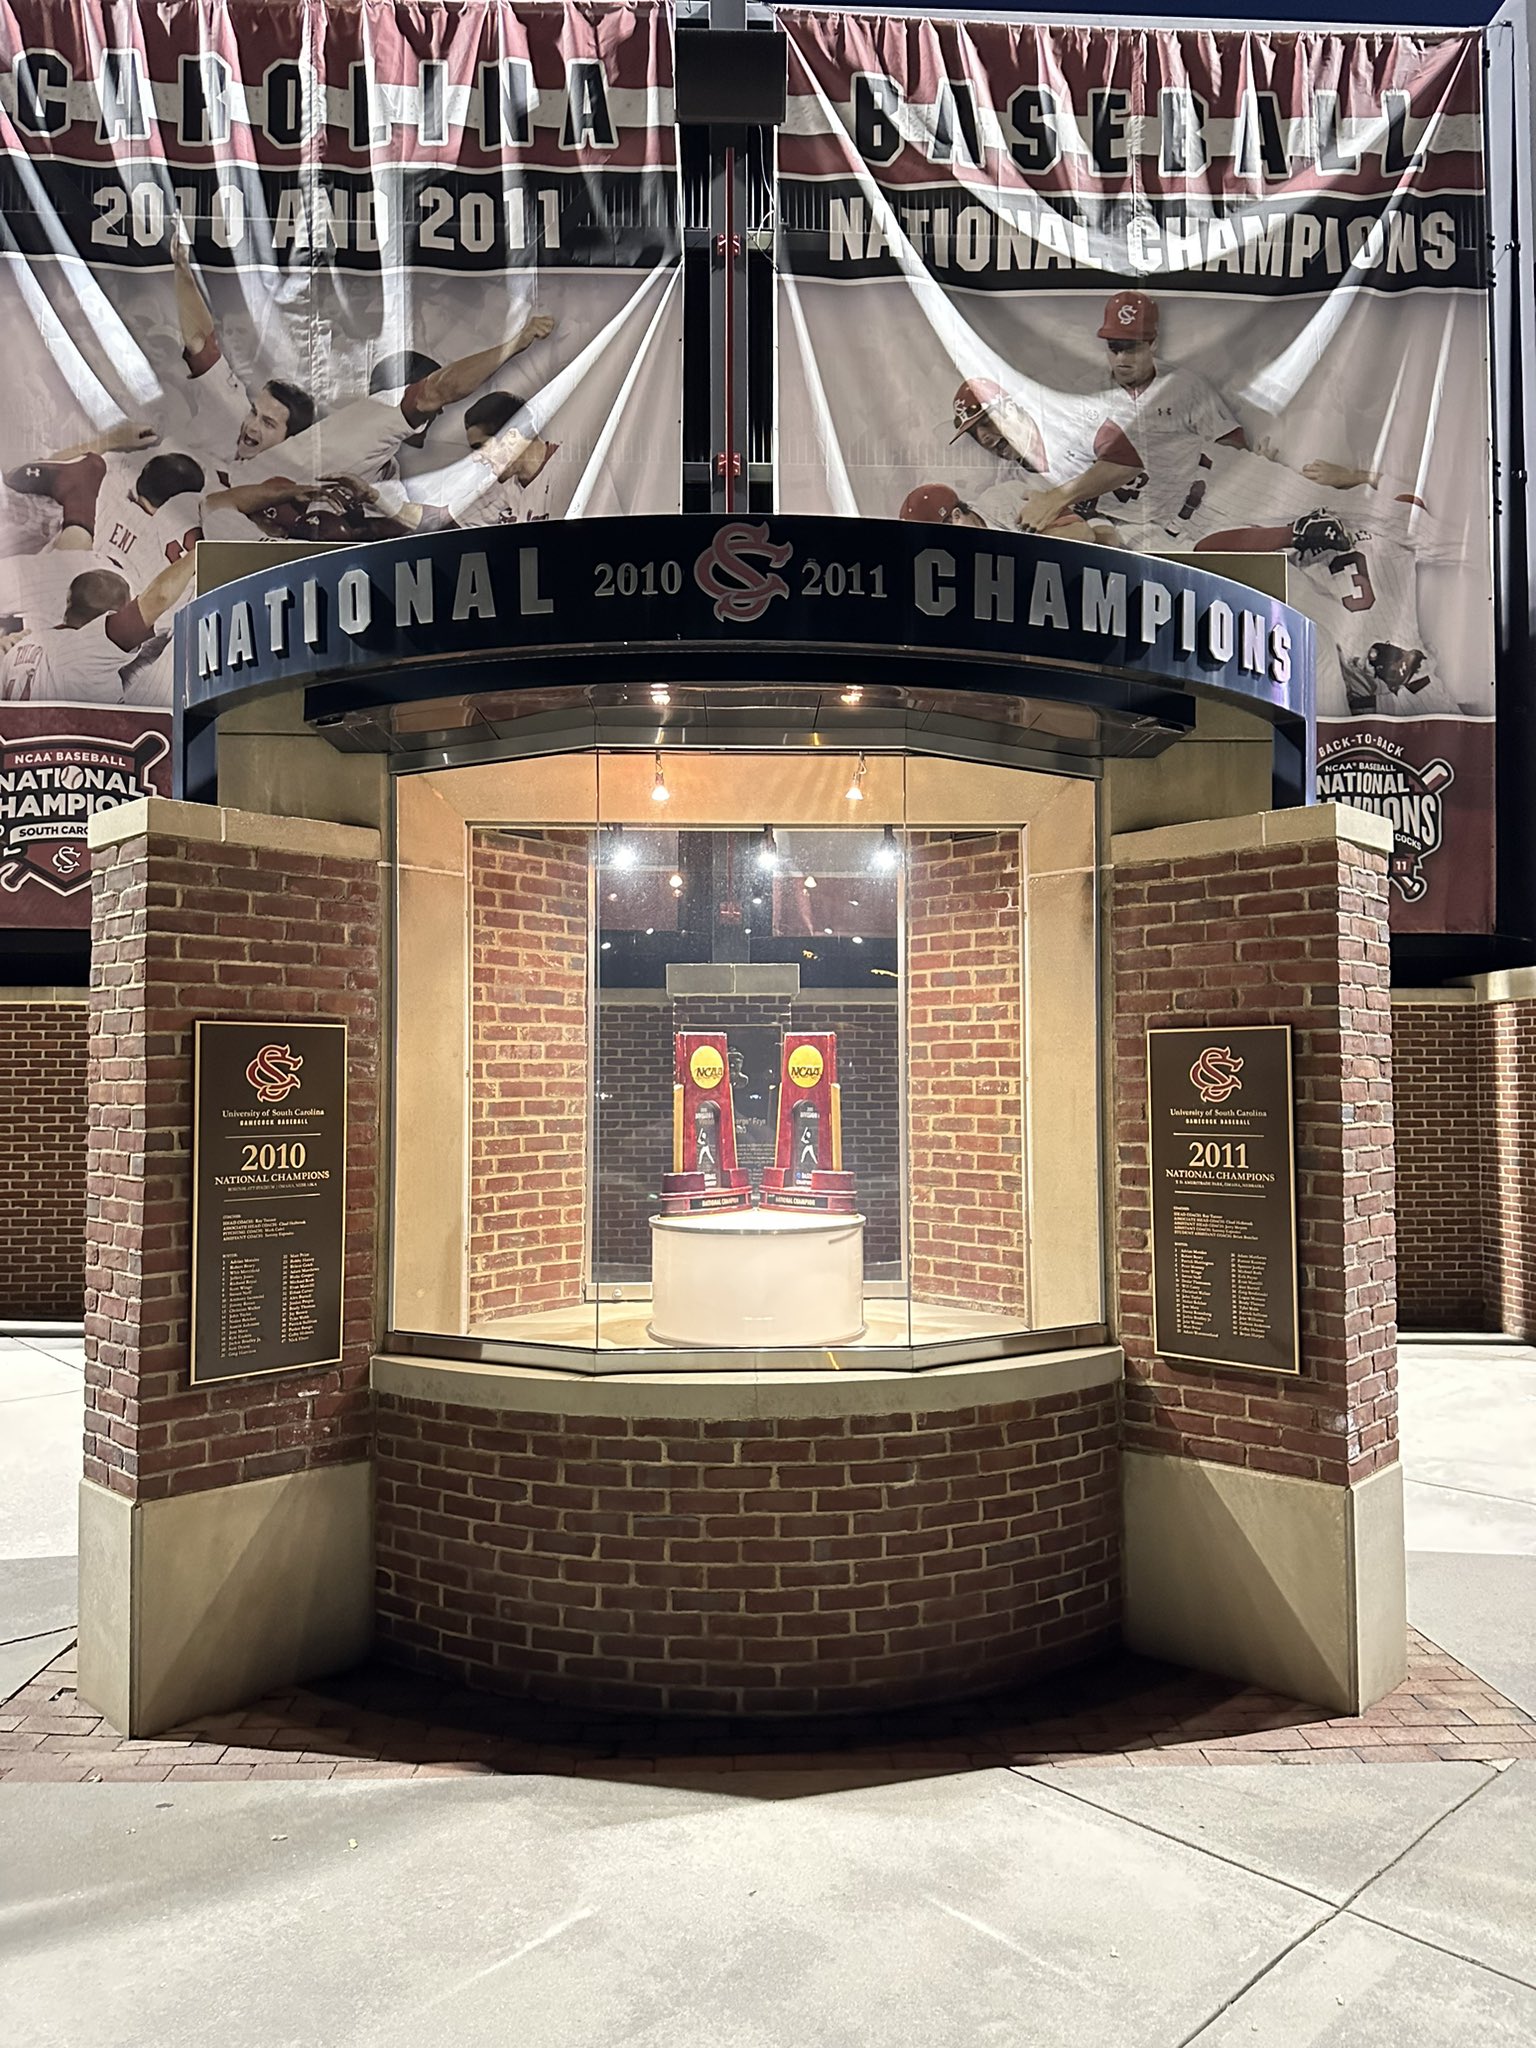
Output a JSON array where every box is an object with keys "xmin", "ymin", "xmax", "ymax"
[
  {"xmin": 1112, "ymin": 832, "xmax": 1397, "ymax": 1485},
  {"xmin": 797, "ymin": 997, "xmax": 902, "ymax": 1267},
  {"xmin": 907, "ymin": 832, "xmax": 1027, "ymax": 1317},
  {"xmin": 1392, "ymin": 1002, "xmax": 1493, "ymax": 1331},
  {"xmin": 0, "ymin": 999, "xmax": 87, "ymax": 1319},
  {"xmin": 469, "ymin": 828, "xmax": 590, "ymax": 1322},
  {"xmin": 85, "ymin": 819, "xmax": 381, "ymax": 1501},
  {"xmin": 375, "ymin": 1382, "xmax": 1119, "ymax": 1715}
]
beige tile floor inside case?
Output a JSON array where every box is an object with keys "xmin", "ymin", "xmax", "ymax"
[{"xmin": 472, "ymin": 1294, "xmax": 1030, "ymax": 1351}]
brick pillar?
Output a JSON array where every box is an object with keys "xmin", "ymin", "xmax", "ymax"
[
  {"xmin": 1391, "ymin": 976, "xmax": 1536, "ymax": 1339},
  {"xmin": 1391, "ymin": 997, "xmax": 1494, "ymax": 1331},
  {"xmin": 469, "ymin": 827, "xmax": 590, "ymax": 1323},
  {"xmin": 0, "ymin": 992, "xmax": 88, "ymax": 1319},
  {"xmin": 1485, "ymin": 990, "xmax": 1536, "ymax": 1338},
  {"xmin": 1111, "ymin": 806, "xmax": 1405, "ymax": 1713},
  {"xmin": 77, "ymin": 797, "xmax": 382, "ymax": 1736}
]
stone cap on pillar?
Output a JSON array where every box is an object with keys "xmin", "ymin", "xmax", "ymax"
[
  {"xmin": 1110, "ymin": 803, "xmax": 1393, "ymax": 870},
  {"xmin": 88, "ymin": 795, "xmax": 381, "ymax": 864}
]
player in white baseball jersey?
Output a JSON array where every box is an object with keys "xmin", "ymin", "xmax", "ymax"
[
  {"xmin": 3, "ymin": 446, "xmax": 204, "ymax": 598},
  {"xmin": 169, "ymin": 239, "xmax": 555, "ymax": 534},
  {"xmin": 1017, "ymin": 291, "xmax": 1249, "ymax": 536},
  {"xmin": 0, "ymin": 551, "xmax": 193, "ymax": 704},
  {"xmin": 407, "ymin": 391, "xmax": 564, "ymax": 528},
  {"xmin": 1288, "ymin": 539, "xmax": 1461, "ymax": 717},
  {"xmin": 170, "ymin": 241, "xmax": 316, "ymax": 488}
]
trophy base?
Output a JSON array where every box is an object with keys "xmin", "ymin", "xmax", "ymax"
[
  {"xmin": 659, "ymin": 1170, "xmax": 754, "ymax": 1217},
  {"xmin": 758, "ymin": 1168, "xmax": 858, "ymax": 1214}
]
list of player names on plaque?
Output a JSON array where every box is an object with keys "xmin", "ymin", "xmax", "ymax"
[
  {"xmin": 1148, "ymin": 1026, "xmax": 1300, "ymax": 1376},
  {"xmin": 191, "ymin": 1021, "xmax": 347, "ymax": 1385}
]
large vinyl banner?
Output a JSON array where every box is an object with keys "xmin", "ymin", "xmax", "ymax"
[
  {"xmin": 0, "ymin": 0, "xmax": 679, "ymax": 926},
  {"xmin": 777, "ymin": 15, "xmax": 1495, "ymax": 931}
]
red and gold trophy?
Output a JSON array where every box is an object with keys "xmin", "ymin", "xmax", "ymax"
[
  {"xmin": 758, "ymin": 1033, "xmax": 857, "ymax": 1213},
  {"xmin": 659, "ymin": 1033, "xmax": 753, "ymax": 1215}
]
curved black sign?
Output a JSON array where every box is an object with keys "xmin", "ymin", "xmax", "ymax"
[{"xmin": 176, "ymin": 514, "xmax": 1314, "ymax": 736}]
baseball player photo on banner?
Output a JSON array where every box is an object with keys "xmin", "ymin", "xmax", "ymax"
[
  {"xmin": 776, "ymin": 15, "xmax": 1496, "ymax": 932},
  {"xmin": 0, "ymin": 0, "xmax": 681, "ymax": 928}
]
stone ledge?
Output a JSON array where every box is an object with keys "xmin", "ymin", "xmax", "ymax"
[
  {"xmin": 1110, "ymin": 803, "xmax": 1394, "ymax": 868},
  {"xmin": 88, "ymin": 795, "xmax": 381, "ymax": 863},
  {"xmin": 1396, "ymin": 969, "xmax": 1536, "ymax": 1007},
  {"xmin": 371, "ymin": 1345, "xmax": 1123, "ymax": 1420},
  {"xmin": 1470, "ymin": 968, "xmax": 1536, "ymax": 1005},
  {"xmin": 0, "ymin": 988, "xmax": 90, "ymax": 1005}
]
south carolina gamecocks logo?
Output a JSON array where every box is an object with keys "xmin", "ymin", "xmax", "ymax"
[
  {"xmin": 694, "ymin": 521, "xmax": 792, "ymax": 625},
  {"xmin": 245, "ymin": 1043, "xmax": 304, "ymax": 1104},
  {"xmin": 1189, "ymin": 1046, "xmax": 1244, "ymax": 1104}
]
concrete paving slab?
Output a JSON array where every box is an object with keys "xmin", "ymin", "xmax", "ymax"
[
  {"xmin": 0, "ymin": 1626, "xmax": 74, "ymax": 1703},
  {"xmin": 1192, "ymin": 1912, "xmax": 1536, "ymax": 2046},
  {"xmin": 18, "ymin": 1338, "xmax": 86, "ymax": 1374},
  {"xmin": 0, "ymin": 1772, "xmax": 1330, "ymax": 2048},
  {"xmin": 1352, "ymin": 1763, "xmax": 1536, "ymax": 1987},
  {"xmin": 1404, "ymin": 1480, "xmax": 1536, "ymax": 1557},
  {"xmin": 0, "ymin": 1343, "xmax": 83, "ymax": 1401},
  {"xmin": 1399, "ymin": 1348, "xmax": 1536, "ymax": 1508},
  {"xmin": 0, "ymin": 1555, "xmax": 76, "ymax": 1644},
  {"xmin": 1408, "ymin": 1553, "xmax": 1536, "ymax": 1715},
  {"xmin": 1018, "ymin": 1761, "xmax": 1494, "ymax": 1903},
  {"xmin": 0, "ymin": 1391, "xmax": 80, "ymax": 1559}
]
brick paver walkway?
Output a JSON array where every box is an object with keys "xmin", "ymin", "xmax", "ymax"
[{"xmin": 3, "ymin": 1630, "xmax": 1531, "ymax": 1783}]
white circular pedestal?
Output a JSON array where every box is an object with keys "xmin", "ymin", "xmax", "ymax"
[{"xmin": 649, "ymin": 1209, "xmax": 867, "ymax": 1348}]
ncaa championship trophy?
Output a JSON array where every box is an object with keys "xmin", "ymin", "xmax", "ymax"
[
  {"xmin": 758, "ymin": 1033, "xmax": 857, "ymax": 1212},
  {"xmin": 659, "ymin": 1033, "xmax": 753, "ymax": 1215}
]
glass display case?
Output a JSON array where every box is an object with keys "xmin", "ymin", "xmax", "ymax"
[{"xmin": 391, "ymin": 741, "xmax": 1102, "ymax": 1367}]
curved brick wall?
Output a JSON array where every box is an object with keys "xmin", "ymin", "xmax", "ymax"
[{"xmin": 374, "ymin": 1378, "xmax": 1120, "ymax": 1716}]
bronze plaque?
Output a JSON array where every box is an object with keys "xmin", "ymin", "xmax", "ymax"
[
  {"xmin": 1148, "ymin": 1025, "xmax": 1300, "ymax": 1376},
  {"xmin": 190, "ymin": 1020, "xmax": 348, "ymax": 1385}
]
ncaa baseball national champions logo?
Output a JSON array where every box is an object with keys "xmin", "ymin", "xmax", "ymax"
[
  {"xmin": 1315, "ymin": 740, "xmax": 1454, "ymax": 903},
  {"xmin": 0, "ymin": 731, "xmax": 169, "ymax": 897},
  {"xmin": 245, "ymin": 1043, "xmax": 304, "ymax": 1104},
  {"xmin": 694, "ymin": 522, "xmax": 793, "ymax": 624},
  {"xmin": 1190, "ymin": 1046, "xmax": 1244, "ymax": 1103}
]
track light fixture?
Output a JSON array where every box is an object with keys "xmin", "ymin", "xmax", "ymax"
[
  {"xmin": 845, "ymin": 752, "xmax": 867, "ymax": 802},
  {"xmin": 756, "ymin": 825, "xmax": 780, "ymax": 871},
  {"xmin": 871, "ymin": 824, "xmax": 901, "ymax": 873},
  {"xmin": 650, "ymin": 751, "xmax": 670, "ymax": 803}
]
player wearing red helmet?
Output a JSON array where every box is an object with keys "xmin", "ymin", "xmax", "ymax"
[
  {"xmin": 900, "ymin": 478, "xmax": 1108, "ymax": 544},
  {"xmin": 948, "ymin": 380, "xmax": 1050, "ymax": 474},
  {"xmin": 899, "ymin": 483, "xmax": 985, "ymax": 526}
]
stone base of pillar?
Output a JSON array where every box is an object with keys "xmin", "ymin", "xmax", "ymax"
[
  {"xmin": 1122, "ymin": 1452, "xmax": 1407, "ymax": 1715},
  {"xmin": 77, "ymin": 1462, "xmax": 374, "ymax": 1738}
]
